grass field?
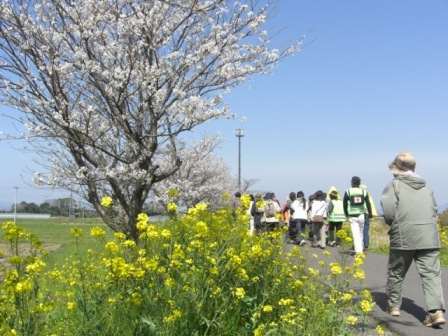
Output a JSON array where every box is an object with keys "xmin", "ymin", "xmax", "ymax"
[
  {"xmin": 0, "ymin": 217, "xmax": 113, "ymax": 267},
  {"xmin": 1, "ymin": 216, "xmax": 447, "ymax": 268}
]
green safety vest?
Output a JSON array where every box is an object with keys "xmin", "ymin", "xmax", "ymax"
[
  {"xmin": 328, "ymin": 200, "xmax": 346, "ymax": 222},
  {"xmin": 346, "ymin": 187, "xmax": 366, "ymax": 216}
]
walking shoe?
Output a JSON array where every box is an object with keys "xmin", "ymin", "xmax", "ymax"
[
  {"xmin": 299, "ymin": 239, "xmax": 306, "ymax": 246},
  {"xmin": 312, "ymin": 243, "xmax": 318, "ymax": 248},
  {"xmin": 330, "ymin": 241, "xmax": 336, "ymax": 247},
  {"xmin": 423, "ymin": 310, "xmax": 445, "ymax": 327},
  {"xmin": 388, "ymin": 307, "xmax": 400, "ymax": 317}
]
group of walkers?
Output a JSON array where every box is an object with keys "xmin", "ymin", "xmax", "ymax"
[
  {"xmin": 232, "ymin": 151, "xmax": 445, "ymax": 329},
  {"xmin": 283, "ymin": 177, "xmax": 373, "ymax": 252},
  {"xmin": 238, "ymin": 176, "xmax": 373, "ymax": 253}
]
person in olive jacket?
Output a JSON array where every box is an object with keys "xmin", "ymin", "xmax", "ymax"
[{"xmin": 381, "ymin": 151, "xmax": 445, "ymax": 328}]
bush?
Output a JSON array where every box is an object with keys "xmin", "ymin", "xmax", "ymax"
[
  {"xmin": 438, "ymin": 209, "xmax": 448, "ymax": 228},
  {"xmin": 0, "ymin": 197, "xmax": 374, "ymax": 335}
]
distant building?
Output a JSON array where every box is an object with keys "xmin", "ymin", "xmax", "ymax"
[{"xmin": 0, "ymin": 213, "xmax": 51, "ymax": 219}]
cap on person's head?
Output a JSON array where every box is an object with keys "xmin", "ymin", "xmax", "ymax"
[
  {"xmin": 388, "ymin": 151, "xmax": 416, "ymax": 175},
  {"xmin": 351, "ymin": 176, "xmax": 361, "ymax": 186},
  {"xmin": 235, "ymin": 192, "xmax": 241, "ymax": 197},
  {"xmin": 255, "ymin": 193, "xmax": 262, "ymax": 200}
]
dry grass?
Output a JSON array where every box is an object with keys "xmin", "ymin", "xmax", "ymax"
[{"xmin": 368, "ymin": 217, "xmax": 390, "ymax": 253}]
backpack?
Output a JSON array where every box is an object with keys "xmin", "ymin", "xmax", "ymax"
[
  {"xmin": 347, "ymin": 189, "xmax": 366, "ymax": 206},
  {"xmin": 264, "ymin": 200, "xmax": 277, "ymax": 218}
]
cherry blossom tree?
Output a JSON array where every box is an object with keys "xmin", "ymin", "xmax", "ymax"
[
  {"xmin": 0, "ymin": 0, "xmax": 302, "ymax": 238},
  {"xmin": 152, "ymin": 134, "xmax": 238, "ymax": 211}
]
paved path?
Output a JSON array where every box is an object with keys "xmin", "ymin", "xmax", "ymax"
[{"xmin": 291, "ymin": 244, "xmax": 448, "ymax": 335}]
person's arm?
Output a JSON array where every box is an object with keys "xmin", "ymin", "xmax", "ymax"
[
  {"xmin": 327, "ymin": 201, "xmax": 334, "ymax": 215},
  {"xmin": 381, "ymin": 181, "xmax": 397, "ymax": 226},
  {"xmin": 364, "ymin": 192, "xmax": 373, "ymax": 218},
  {"xmin": 343, "ymin": 191, "xmax": 349, "ymax": 216}
]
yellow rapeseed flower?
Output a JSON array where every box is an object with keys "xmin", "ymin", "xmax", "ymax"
[
  {"xmin": 90, "ymin": 226, "xmax": 106, "ymax": 239},
  {"xmin": 67, "ymin": 301, "xmax": 75, "ymax": 310},
  {"xmin": 26, "ymin": 259, "xmax": 46, "ymax": 275},
  {"xmin": 187, "ymin": 207, "xmax": 198, "ymax": 216},
  {"xmin": 161, "ymin": 229, "xmax": 171, "ymax": 238},
  {"xmin": 336, "ymin": 229, "xmax": 347, "ymax": 239},
  {"xmin": 114, "ymin": 232, "xmax": 127, "ymax": 240},
  {"xmin": 353, "ymin": 268, "xmax": 366, "ymax": 280},
  {"xmin": 294, "ymin": 280, "xmax": 303, "ymax": 288},
  {"xmin": 70, "ymin": 227, "xmax": 83, "ymax": 238},
  {"xmin": 342, "ymin": 293, "xmax": 352, "ymax": 302},
  {"xmin": 165, "ymin": 277, "xmax": 175, "ymax": 287},
  {"xmin": 251, "ymin": 276, "xmax": 260, "ymax": 283},
  {"xmin": 360, "ymin": 299, "xmax": 375, "ymax": 313},
  {"xmin": 240, "ymin": 194, "xmax": 251, "ymax": 208},
  {"xmin": 15, "ymin": 279, "xmax": 32, "ymax": 293},
  {"xmin": 234, "ymin": 287, "xmax": 246, "ymax": 299},
  {"xmin": 195, "ymin": 221, "xmax": 208, "ymax": 235},
  {"xmin": 195, "ymin": 202, "xmax": 208, "ymax": 211},
  {"xmin": 212, "ymin": 287, "xmax": 222, "ymax": 296},
  {"xmin": 363, "ymin": 290, "xmax": 373, "ymax": 301},
  {"xmin": 254, "ymin": 324, "xmax": 266, "ymax": 336},
  {"xmin": 105, "ymin": 242, "xmax": 120, "ymax": 254},
  {"xmin": 101, "ymin": 196, "xmax": 113, "ymax": 207},
  {"xmin": 278, "ymin": 298, "xmax": 294, "ymax": 306},
  {"xmin": 136, "ymin": 214, "xmax": 149, "ymax": 231},
  {"xmin": 346, "ymin": 315, "xmax": 358, "ymax": 325},
  {"xmin": 375, "ymin": 325, "xmax": 385, "ymax": 336},
  {"xmin": 209, "ymin": 267, "xmax": 219, "ymax": 275},
  {"xmin": 308, "ymin": 268, "xmax": 319, "ymax": 276},
  {"xmin": 263, "ymin": 305, "xmax": 274, "ymax": 312},
  {"xmin": 331, "ymin": 264, "xmax": 342, "ymax": 275},
  {"xmin": 163, "ymin": 309, "xmax": 182, "ymax": 323},
  {"xmin": 354, "ymin": 256, "xmax": 364, "ymax": 267},
  {"xmin": 167, "ymin": 202, "xmax": 177, "ymax": 212},
  {"xmin": 123, "ymin": 240, "xmax": 137, "ymax": 249}
]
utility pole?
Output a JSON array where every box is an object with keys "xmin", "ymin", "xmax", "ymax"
[
  {"xmin": 14, "ymin": 187, "xmax": 18, "ymax": 224},
  {"xmin": 234, "ymin": 129, "xmax": 245, "ymax": 191},
  {"xmin": 69, "ymin": 189, "xmax": 74, "ymax": 217}
]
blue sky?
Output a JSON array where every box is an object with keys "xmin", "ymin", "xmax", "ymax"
[
  {"xmin": 1, "ymin": 0, "xmax": 447, "ymax": 212},
  {"xmin": 198, "ymin": 0, "xmax": 448, "ymax": 211}
]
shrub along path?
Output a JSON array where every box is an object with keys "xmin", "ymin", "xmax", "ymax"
[{"xmin": 290, "ymin": 242, "xmax": 448, "ymax": 336}]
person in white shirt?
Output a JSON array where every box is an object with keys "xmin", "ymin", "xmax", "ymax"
[
  {"xmin": 310, "ymin": 190, "xmax": 328, "ymax": 249},
  {"xmin": 290, "ymin": 191, "xmax": 309, "ymax": 246}
]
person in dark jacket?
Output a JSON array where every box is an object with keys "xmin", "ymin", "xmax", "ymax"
[{"xmin": 381, "ymin": 151, "xmax": 445, "ymax": 327}]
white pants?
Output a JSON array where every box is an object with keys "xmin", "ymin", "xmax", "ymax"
[{"xmin": 349, "ymin": 214, "xmax": 365, "ymax": 253}]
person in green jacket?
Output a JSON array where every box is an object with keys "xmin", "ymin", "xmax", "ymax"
[
  {"xmin": 381, "ymin": 151, "xmax": 445, "ymax": 327},
  {"xmin": 327, "ymin": 190, "xmax": 345, "ymax": 247},
  {"xmin": 343, "ymin": 176, "xmax": 372, "ymax": 254}
]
